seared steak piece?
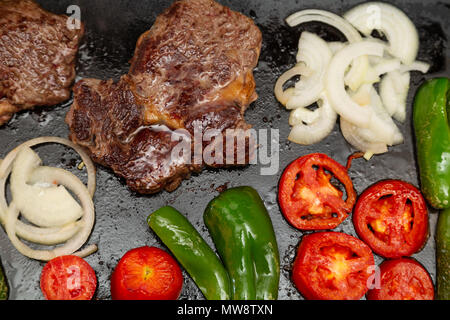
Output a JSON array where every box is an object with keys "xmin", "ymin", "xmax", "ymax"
[
  {"xmin": 0, "ymin": 0, "xmax": 84, "ymax": 125},
  {"xmin": 66, "ymin": 0, "xmax": 262, "ymax": 194}
]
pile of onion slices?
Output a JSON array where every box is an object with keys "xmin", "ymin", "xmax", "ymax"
[
  {"xmin": 274, "ymin": 2, "xmax": 430, "ymax": 159},
  {"xmin": 0, "ymin": 137, "xmax": 97, "ymax": 261}
]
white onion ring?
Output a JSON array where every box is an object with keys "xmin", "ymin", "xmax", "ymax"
[
  {"xmin": 380, "ymin": 70, "xmax": 411, "ymax": 122},
  {"xmin": 344, "ymin": 2, "xmax": 419, "ymax": 65},
  {"xmin": 6, "ymin": 202, "xmax": 96, "ymax": 261},
  {"xmin": 326, "ymin": 41, "xmax": 385, "ymax": 127},
  {"xmin": 4, "ymin": 165, "xmax": 96, "ymax": 261},
  {"xmin": 0, "ymin": 137, "xmax": 97, "ymax": 257},
  {"xmin": 399, "ymin": 61, "xmax": 430, "ymax": 74},
  {"xmin": 11, "ymin": 148, "xmax": 84, "ymax": 228},
  {"xmin": 286, "ymin": 10, "xmax": 362, "ymax": 42},
  {"xmin": 289, "ymin": 107, "xmax": 320, "ymax": 126},
  {"xmin": 348, "ymin": 84, "xmax": 403, "ymax": 145},
  {"xmin": 288, "ymin": 95, "xmax": 338, "ymax": 145},
  {"xmin": 328, "ymin": 41, "xmax": 346, "ymax": 54},
  {"xmin": 373, "ymin": 58, "xmax": 401, "ymax": 75},
  {"xmin": 285, "ymin": 32, "xmax": 333, "ymax": 109},
  {"xmin": 340, "ymin": 118, "xmax": 388, "ymax": 155},
  {"xmin": 13, "ymin": 221, "xmax": 82, "ymax": 246},
  {"xmin": 341, "ymin": 85, "xmax": 403, "ymax": 154},
  {"xmin": 274, "ymin": 63, "xmax": 311, "ymax": 106},
  {"xmin": 286, "ymin": 9, "xmax": 369, "ymax": 91}
]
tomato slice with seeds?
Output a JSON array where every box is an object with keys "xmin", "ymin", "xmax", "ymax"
[
  {"xmin": 278, "ymin": 153, "xmax": 357, "ymax": 230},
  {"xmin": 40, "ymin": 255, "xmax": 97, "ymax": 300},
  {"xmin": 353, "ymin": 180, "xmax": 428, "ymax": 258},
  {"xmin": 367, "ymin": 258, "xmax": 434, "ymax": 300},
  {"xmin": 111, "ymin": 246, "xmax": 183, "ymax": 300},
  {"xmin": 292, "ymin": 232, "xmax": 374, "ymax": 300}
]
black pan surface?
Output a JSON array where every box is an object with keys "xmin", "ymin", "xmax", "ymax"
[{"xmin": 0, "ymin": 0, "xmax": 449, "ymax": 300}]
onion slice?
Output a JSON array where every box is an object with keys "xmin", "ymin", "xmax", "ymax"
[
  {"xmin": 286, "ymin": 9, "xmax": 362, "ymax": 42},
  {"xmin": 344, "ymin": 2, "xmax": 420, "ymax": 65},
  {"xmin": 380, "ymin": 70, "xmax": 411, "ymax": 122},
  {"xmin": 288, "ymin": 95, "xmax": 337, "ymax": 145},
  {"xmin": 10, "ymin": 147, "xmax": 83, "ymax": 228},
  {"xmin": 364, "ymin": 57, "xmax": 401, "ymax": 84},
  {"xmin": 326, "ymin": 41, "xmax": 384, "ymax": 127},
  {"xmin": 342, "ymin": 85, "xmax": 403, "ymax": 155},
  {"xmin": 274, "ymin": 63, "xmax": 311, "ymax": 106},
  {"xmin": 5, "ymin": 201, "xmax": 96, "ymax": 261},
  {"xmin": 6, "ymin": 166, "xmax": 96, "ymax": 261},
  {"xmin": 328, "ymin": 41, "xmax": 346, "ymax": 54},
  {"xmin": 286, "ymin": 32, "xmax": 333, "ymax": 109},
  {"xmin": 285, "ymin": 9, "xmax": 369, "ymax": 91},
  {"xmin": 0, "ymin": 137, "xmax": 97, "ymax": 259},
  {"xmin": 399, "ymin": 61, "xmax": 430, "ymax": 74},
  {"xmin": 354, "ymin": 85, "xmax": 404, "ymax": 145},
  {"xmin": 340, "ymin": 118, "xmax": 388, "ymax": 157},
  {"xmin": 289, "ymin": 107, "xmax": 320, "ymax": 126}
]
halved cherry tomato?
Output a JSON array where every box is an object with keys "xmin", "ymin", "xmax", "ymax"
[
  {"xmin": 40, "ymin": 255, "xmax": 97, "ymax": 300},
  {"xmin": 278, "ymin": 153, "xmax": 357, "ymax": 230},
  {"xmin": 367, "ymin": 258, "xmax": 434, "ymax": 300},
  {"xmin": 353, "ymin": 180, "xmax": 428, "ymax": 258},
  {"xmin": 111, "ymin": 246, "xmax": 183, "ymax": 300},
  {"xmin": 292, "ymin": 232, "xmax": 374, "ymax": 300}
]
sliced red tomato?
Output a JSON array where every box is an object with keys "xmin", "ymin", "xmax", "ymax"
[
  {"xmin": 353, "ymin": 180, "xmax": 428, "ymax": 258},
  {"xmin": 367, "ymin": 258, "xmax": 434, "ymax": 300},
  {"xmin": 292, "ymin": 232, "xmax": 374, "ymax": 300},
  {"xmin": 111, "ymin": 246, "xmax": 183, "ymax": 300},
  {"xmin": 40, "ymin": 255, "xmax": 97, "ymax": 300},
  {"xmin": 278, "ymin": 153, "xmax": 357, "ymax": 230}
]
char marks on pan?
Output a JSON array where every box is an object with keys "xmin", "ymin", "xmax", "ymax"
[
  {"xmin": 0, "ymin": 0, "xmax": 84, "ymax": 125},
  {"xmin": 66, "ymin": 0, "xmax": 262, "ymax": 194}
]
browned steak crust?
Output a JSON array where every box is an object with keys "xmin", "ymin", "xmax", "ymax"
[
  {"xmin": 66, "ymin": 0, "xmax": 262, "ymax": 194},
  {"xmin": 0, "ymin": 0, "xmax": 84, "ymax": 125}
]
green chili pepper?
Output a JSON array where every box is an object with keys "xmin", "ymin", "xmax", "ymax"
[
  {"xmin": 148, "ymin": 206, "xmax": 231, "ymax": 300},
  {"xmin": 203, "ymin": 186, "xmax": 280, "ymax": 300},
  {"xmin": 437, "ymin": 207, "xmax": 450, "ymax": 300},
  {"xmin": 0, "ymin": 259, "xmax": 8, "ymax": 300},
  {"xmin": 413, "ymin": 77, "xmax": 450, "ymax": 209}
]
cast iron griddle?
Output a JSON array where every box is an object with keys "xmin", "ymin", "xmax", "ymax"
[{"xmin": 0, "ymin": 0, "xmax": 448, "ymax": 300}]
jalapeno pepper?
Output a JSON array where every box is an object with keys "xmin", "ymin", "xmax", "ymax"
[
  {"xmin": 148, "ymin": 206, "xmax": 231, "ymax": 300},
  {"xmin": 437, "ymin": 207, "xmax": 450, "ymax": 300},
  {"xmin": 413, "ymin": 78, "xmax": 450, "ymax": 209},
  {"xmin": 203, "ymin": 186, "xmax": 280, "ymax": 300},
  {"xmin": 414, "ymin": 78, "xmax": 450, "ymax": 300},
  {"xmin": 0, "ymin": 258, "xmax": 8, "ymax": 300}
]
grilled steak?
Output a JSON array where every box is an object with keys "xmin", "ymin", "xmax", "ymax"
[
  {"xmin": 66, "ymin": 0, "xmax": 262, "ymax": 194},
  {"xmin": 0, "ymin": 0, "xmax": 84, "ymax": 125}
]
